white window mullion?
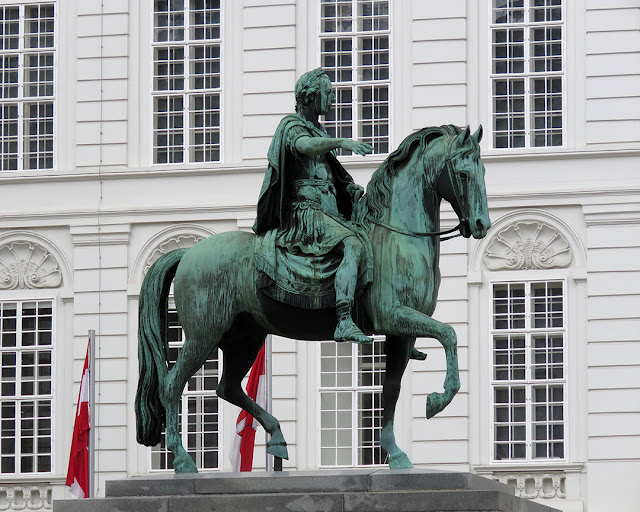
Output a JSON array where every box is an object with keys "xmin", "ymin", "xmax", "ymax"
[
  {"xmin": 17, "ymin": 5, "xmax": 25, "ymax": 171},
  {"xmin": 351, "ymin": 339, "xmax": 358, "ymax": 466},
  {"xmin": 352, "ymin": 31, "xmax": 358, "ymax": 142},
  {"xmin": 182, "ymin": 58, "xmax": 189, "ymax": 162},
  {"xmin": 180, "ymin": 391, "xmax": 188, "ymax": 457},
  {"xmin": 525, "ymin": 373, "xmax": 532, "ymax": 461},
  {"xmin": 15, "ymin": 305, "xmax": 23, "ymax": 471},
  {"xmin": 523, "ymin": 22, "xmax": 531, "ymax": 144},
  {"xmin": 351, "ymin": 389, "xmax": 357, "ymax": 466},
  {"xmin": 182, "ymin": 0, "xmax": 189, "ymax": 161}
]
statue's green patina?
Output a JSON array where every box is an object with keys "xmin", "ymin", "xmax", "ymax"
[
  {"xmin": 253, "ymin": 68, "xmax": 375, "ymax": 344},
  {"xmin": 135, "ymin": 69, "xmax": 491, "ymax": 473}
]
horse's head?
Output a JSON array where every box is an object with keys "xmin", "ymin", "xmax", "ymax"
[{"xmin": 435, "ymin": 125, "xmax": 491, "ymax": 239}]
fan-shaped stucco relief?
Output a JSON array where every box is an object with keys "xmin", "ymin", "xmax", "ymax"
[
  {"xmin": 483, "ymin": 221, "xmax": 572, "ymax": 271},
  {"xmin": 144, "ymin": 234, "xmax": 205, "ymax": 275},
  {"xmin": 0, "ymin": 241, "xmax": 62, "ymax": 289}
]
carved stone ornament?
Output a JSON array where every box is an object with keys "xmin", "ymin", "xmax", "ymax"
[
  {"xmin": 483, "ymin": 221, "xmax": 572, "ymax": 271},
  {"xmin": 492, "ymin": 473, "xmax": 566, "ymax": 500},
  {"xmin": 144, "ymin": 234, "xmax": 205, "ymax": 274},
  {"xmin": 0, "ymin": 484, "xmax": 52, "ymax": 510},
  {"xmin": 0, "ymin": 241, "xmax": 62, "ymax": 290}
]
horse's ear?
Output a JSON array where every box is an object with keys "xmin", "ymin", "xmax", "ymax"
[
  {"xmin": 473, "ymin": 125, "xmax": 483, "ymax": 143},
  {"xmin": 456, "ymin": 126, "xmax": 471, "ymax": 147}
]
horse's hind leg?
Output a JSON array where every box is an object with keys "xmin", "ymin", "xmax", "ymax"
[
  {"xmin": 162, "ymin": 334, "xmax": 220, "ymax": 473},
  {"xmin": 380, "ymin": 335, "xmax": 414, "ymax": 469},
  {"xmin": 217, "ymin": 329, "xmax": 288, "ymax": 461}
]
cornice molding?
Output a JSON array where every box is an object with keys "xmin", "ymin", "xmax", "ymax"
[
  {"xmin": 0, "ymin": 204, "xmax": 258, "ymax": 225},
  {"xmin": 0, "ymin": 148, "xmax": 636, "ymax": 185},
  {"xmin": 583, "ymin": 202, "xmax": 640, "ymax": 226},
  {"xmin": 481, "ymin": 147, "xmax": 640, "ymax": 163},
  {"xmin": 69, "ymin": 223, "xmax": 131, "ymax": 246}
]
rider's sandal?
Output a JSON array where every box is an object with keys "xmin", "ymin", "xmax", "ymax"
[{"xmin": 334, "ymin": 318, "xmax": 373, "ymax": 344}]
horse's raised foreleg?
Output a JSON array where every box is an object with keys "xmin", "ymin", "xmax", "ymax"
[
  {"xmin": 381, "ymin": 335, "xmax": 414, "ymax": 469},
  {"xmin": 217, "ymin": 335, "xmax": 288, "ymax": 461},
  {"xmin": 390, "ymin": 305, "xmax": 460, "ymax": 418}
]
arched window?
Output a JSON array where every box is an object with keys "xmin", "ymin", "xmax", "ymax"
[
  {"xmin": 0, "ymin": 238, "xmax": 66, "ymax": 477},
  {"xmin": 470, "ymin": 212, "xmax": 587, "ymax": 499}
]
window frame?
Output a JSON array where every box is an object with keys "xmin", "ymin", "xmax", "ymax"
[
  {"xmin": 0, "ymin": 297, "xmax": 55, "ymax": 477},
  {"xmin": 488, "ymin": 277, "xmax": 569, "ymax": 465},
  {"xmin": 0, "ymin": 1, "xmax": 56, "ymax": 172},
  {"xmin": 317, "ymin": 0, "xmax": 392, "ymax": 157},
  {"xmin": 488, "ymin": 0, "xmax": 566, "ymax": 151},
  {"xmin": 149, "ymin": 0, "xmax": 224, "ymax": 167},
  {"xmin": 317, "ymin": 335, "xmax": 386, "ymax": 468},
  {"xmin": 148, "ymin": 298, "xmax": 222, "ymax": 472}
]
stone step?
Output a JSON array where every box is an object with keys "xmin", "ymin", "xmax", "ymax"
[{"xmin": 53, "ymin": 469, "xmax": 560, "ymax": 512}]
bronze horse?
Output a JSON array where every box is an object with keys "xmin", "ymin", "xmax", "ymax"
[{"xmin": 135, "ymin": 124, "xmax": 490, "ymax": 473}]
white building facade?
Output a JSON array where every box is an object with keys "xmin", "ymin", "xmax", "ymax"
[{"xmin": 0, "ymin": 1, "xmax": 638, "ymax": 511}]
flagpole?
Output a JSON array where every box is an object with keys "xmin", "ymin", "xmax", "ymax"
[
  {"xmin": 88, "ymin": 330, "xmax": 96, "ymax": 498},
  {"xmin": 265, "ymin": 335, "xmax": 272, "ymax": 472}
]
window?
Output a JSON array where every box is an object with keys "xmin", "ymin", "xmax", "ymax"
[
  {"xmin": 0, "ymin": 3, "xmax": 55, "ymax": 171},
  {"xmin": 319, "ymin": 338, "xmax": 385, "ymax": 466},
  {"xmin": 490, "ymin": 0, "xmax": 563, "ymax": 149},
  {"xmin": 491, "ymin": 281, "xmax": 566, "ymax": 462},
  {"xmin": 0, "ymin": 300, "xmax": 53, "ymax": 475},
  {"xmin": 150, "ymin": 303, "xmax": 220, "ymax": 470},
  {"xmin": 152, "ymin": 0, "xmax": 221, "ymax": 164},
  {"xmin": 320, "ymin": 0, "xmax": 390, "ymax": 155}
]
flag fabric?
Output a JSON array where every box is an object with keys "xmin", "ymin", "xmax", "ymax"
[
  {"xmin": 230, "ymin": 343, "xmax": 267, "ymax": 472},
  {"xmin": 66, "ymin": 340, "xmax": 91, "ymax": 498}
]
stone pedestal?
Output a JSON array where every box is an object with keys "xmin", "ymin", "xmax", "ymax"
[{"xmin": 53, "ymin": 468, "xmax": 560, "ymax": 512}]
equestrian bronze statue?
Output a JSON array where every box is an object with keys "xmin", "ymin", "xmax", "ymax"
[{"xmin": 136, "ymin": 68, "xmax": 491, "ymax": 473}]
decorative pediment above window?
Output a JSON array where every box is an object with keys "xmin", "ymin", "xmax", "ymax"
[
  {"xmin": 483, "ymin": 221, "xmax": 572, "ymax": 271},
  {"xmin": 0, "ymin": 241, "xmax": 62, "ymax": 289},
  {"xmin": 144, "ymin": 234, "xmax": 204, "ymax": 274}
]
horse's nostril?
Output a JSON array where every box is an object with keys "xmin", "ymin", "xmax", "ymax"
[{"xmin": 477, "ymin": 219, "xmax": 490, "ymax": 233}]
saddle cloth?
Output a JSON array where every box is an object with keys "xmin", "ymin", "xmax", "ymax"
[
  {"xmin": 254, "ymin": 225, "xmax": 372, "ymax": 310},
  {"xmin": 254, "ymin": 228, "xmax": 340, "ymax": 310}
]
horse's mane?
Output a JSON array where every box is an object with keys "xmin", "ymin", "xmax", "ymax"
[{"xmin": 355, "ymin": 125, "xmax": 475, "ymax": 222}]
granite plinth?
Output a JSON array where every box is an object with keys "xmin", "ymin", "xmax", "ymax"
[{"xmin": 53, "ymin": 468, "xmax": 560, "ymax": 512}]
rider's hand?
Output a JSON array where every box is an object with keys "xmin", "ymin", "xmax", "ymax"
[
  {"xmin": 340, "ymin": 139, "xmax": 374, "ymax": 156},
  {"xmin": 347, "ymin": 183, "xmax": 365, "ymax": 202}
]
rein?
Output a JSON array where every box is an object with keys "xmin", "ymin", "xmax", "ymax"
[{"xmin": 366, "ymin": 214, "xmax": 463, "ymax": 241}]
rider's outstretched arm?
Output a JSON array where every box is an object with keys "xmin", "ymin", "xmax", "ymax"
[{"xmin": 295, "ymin": 136, "xmax": 373, "ymax": 157}]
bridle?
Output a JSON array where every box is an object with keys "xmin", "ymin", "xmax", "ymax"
[{"xmin": 365, "ymin": 145, "xmax": 472, "ymax": 241}]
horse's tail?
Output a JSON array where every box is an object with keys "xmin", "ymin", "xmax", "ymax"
[{"xmin": 135, "ymin": 248, "xmax": 188, "ymax": 446}]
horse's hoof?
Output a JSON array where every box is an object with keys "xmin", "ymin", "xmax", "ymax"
[
  {"xmin": 174, "ymin": 456, "xmax": 198, "ymax": 473},
  {"xmin": 388, "ymin": 452, "xmax": 413, "ymax": 469},
  {"xmin": 426, "ymin": 392, "xmax": 444, "ymax": 419},
  {"xmin": 267, "ymin": 441, "xmax": 289, "ymax": 460}
]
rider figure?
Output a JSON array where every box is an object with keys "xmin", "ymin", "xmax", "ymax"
[{"xmin": 253, "ymin": 68, "xmax": 373, "ymax": 344}]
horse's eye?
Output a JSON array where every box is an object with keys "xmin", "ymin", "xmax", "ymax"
[{"xmin": 458, "ymin": 171, "xmax": 469, "ymax": 180}]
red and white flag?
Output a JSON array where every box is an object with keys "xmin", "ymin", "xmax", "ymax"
[
  {"xmin": 230, "ymin": 343, "xmax": 267, "ymax": 472},
  {"xmin": 66, "ymin": 340, "xmax": 91, "ymax": 498}
]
